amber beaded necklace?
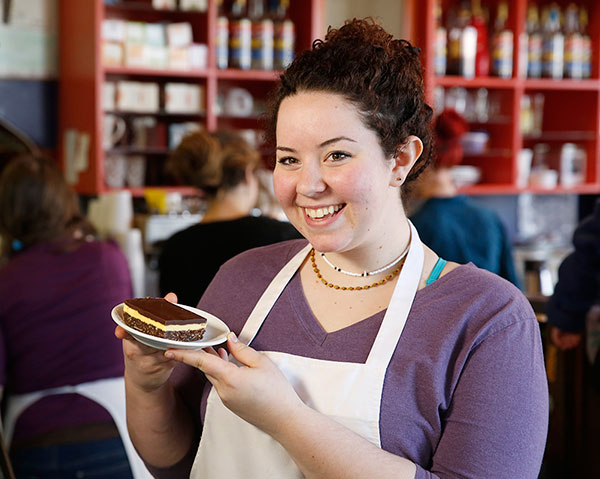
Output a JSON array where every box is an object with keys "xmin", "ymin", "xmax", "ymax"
[{"xmin": 309, "ymin": 249, "xmax": 405, "ymax": 291}]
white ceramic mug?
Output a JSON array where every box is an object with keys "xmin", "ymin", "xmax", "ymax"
[{"xmin": 103, "ymin": 114, "xmax": 126, "ymax": 149}]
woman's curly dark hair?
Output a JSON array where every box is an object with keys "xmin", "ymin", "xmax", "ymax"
[{"xmin": 265, "ymin": 18, "xmax": 434, "ymax": 189}]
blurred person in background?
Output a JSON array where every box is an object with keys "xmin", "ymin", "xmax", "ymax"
[
  {"xmin": 0, "ymin": 155, "xmax": 144, "ymax": 478},
  {"xmin": 159, "ymin": 130, "xmax": 301, "ymax": 307},
  {"xmin": 546, "ymin": 200, "xmax": 600, "ymax": 390},
  {"xmin": 409, "ymin": 109, "xmax": 520, "ymax": 286}
]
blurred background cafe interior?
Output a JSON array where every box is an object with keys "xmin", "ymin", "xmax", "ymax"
[{"xmin": 0, "ymin": 0, "xmax": 599, "ymax": 477}]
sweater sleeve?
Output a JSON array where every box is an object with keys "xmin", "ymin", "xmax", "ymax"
[
  {"xmin": 417, "ymin": 317, "xmax": 548, "ymax": 479},
  {"xmin": 546, "ymin": 201, "xmax": 600, "ymax": 332}
]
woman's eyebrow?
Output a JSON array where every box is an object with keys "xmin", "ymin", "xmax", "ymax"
[
  {"xmin": 319, "ymin": 136, "xmax": 356, "ymax": 148},
  {"xmin": 276, "ymin": 137, "xmax": 357, "ymax": 153}
]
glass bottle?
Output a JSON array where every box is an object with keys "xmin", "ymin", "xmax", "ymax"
[
  {"xmin": 249, "ymin": 0, "xmax": 273, "ymax": 70},
  {"xmin": 491, "ymin": 1, "xmax": 513, "ymax": 78},
  {"xmin": 271, "ymin": 0, "xmax": 295, "ymax": 70},
  {"xmin": 216, "ymin": 0, "xmax": 229, "ymax": 69},
  {"xmin": 526, "ymin": 5, "xmax": 542, "ymax": 78},
  {"xmin": 434, "ymin": 0, "xmax": 447, "ymax": 76},
  {"xmin": 470, "ymin": 0, "xmax": 489, "ymax": 76},
  {"xmin": 563, "ymin": 3, "xmax": 582, "ymax": 79},
  {"xmin": 541, "ymin": 4, "xmax": 564, "ymax": 79},
  {"xmin": 229, "ymin": 0, "xmax": 252, "ymax": 70},
  {"xmin": 445, "ymin": 3, "xmax": 464, "ymax": 76},
  {"xmin": 580, "ymin": 7, "xmax": 592, "ymax": 79}
]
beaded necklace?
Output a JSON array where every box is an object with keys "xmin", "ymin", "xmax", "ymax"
[
  {"xmin": 310, "ymin": 249, "xmax": 405, "ymax": 291},
  {"xmin": 319, "ymin": 241, "xmax": 410, "ymax": 277}
]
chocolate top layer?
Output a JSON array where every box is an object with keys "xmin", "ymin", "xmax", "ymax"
[{"xmin": 124, "ymin": 298, "xmax": 207, "ymax": 326}]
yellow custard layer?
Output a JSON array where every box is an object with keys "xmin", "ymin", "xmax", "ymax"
[{"xmin": 123, "ymin": 304, "xmax": 206, "ymax": 332}]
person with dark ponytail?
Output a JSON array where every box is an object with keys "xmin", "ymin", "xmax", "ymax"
[
  {"xmin": 410, "ymin": 109, "xmax": 521, "ymax": 286},
  {"xmin": 117, "ymin": 19, "xmax": 547, "ymax": 479}
]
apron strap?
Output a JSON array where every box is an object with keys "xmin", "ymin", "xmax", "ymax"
[
  {"xmin": 366, "ymin": 222, "xmax": 424, "ymax": 369},
  {"xmin": 239, "ymin": 243, "xmax": 313, "ymax": 345}
]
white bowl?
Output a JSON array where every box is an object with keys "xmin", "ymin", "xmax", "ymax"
[{"xmin": 451, "ymin": 165, "xmax": 481, "ymax": 187}]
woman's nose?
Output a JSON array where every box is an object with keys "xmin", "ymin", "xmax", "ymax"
[{"xmin": 296, "ymin": 162, "xmax": 326, "ymax": 197}]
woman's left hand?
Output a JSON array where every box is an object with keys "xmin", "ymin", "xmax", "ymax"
[{"xmin": 165, "ymin": 332, "xmax": 304, "ymax": 436}]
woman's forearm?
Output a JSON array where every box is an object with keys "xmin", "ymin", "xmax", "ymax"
[
  {"xmin": 125, "ymin": 372, "xmax": 197, "ymax": 469},
  {"xmin": 273, "ymin": 404, "xmax": 417, "ymax": 479}
]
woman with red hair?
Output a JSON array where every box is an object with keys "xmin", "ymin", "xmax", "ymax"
[{"xmin": 410, "ymin": 109, "xmax": 520, "ymax": 286}]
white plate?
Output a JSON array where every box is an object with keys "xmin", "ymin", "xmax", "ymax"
[{"xmin": 112, "ymin": 302, "xmax": 230, "ymax": 350}]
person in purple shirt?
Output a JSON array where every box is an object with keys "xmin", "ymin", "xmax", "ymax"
[
  {"xmin": 116, "ymin": 19, "xmax": 548, "ymax": 479},
  {"xmin": 0, "ymin": 155, "xmax": 135, "ymax": 478}
]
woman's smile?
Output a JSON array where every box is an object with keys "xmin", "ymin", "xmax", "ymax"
[{"xmin": 303, "ymin": 204, "xmax": 346, "ymax": 220}]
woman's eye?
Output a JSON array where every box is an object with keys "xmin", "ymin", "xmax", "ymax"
[
  {"xmin": 328, "ymin": 151, "xmax": 350, "ymax": 162},
  {"xmin": 277, "ymin": 156, "xmax": 298, "ymax": 166}
]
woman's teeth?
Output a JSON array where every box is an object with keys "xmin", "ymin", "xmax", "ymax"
[{"xmin": 305, "ymin": 204, "xmax": 343, "ymax": 219}]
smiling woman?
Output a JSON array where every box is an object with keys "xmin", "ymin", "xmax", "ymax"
[{"xmin": 117, "ymin": 18, "xmax": 548, "ymax": 479}]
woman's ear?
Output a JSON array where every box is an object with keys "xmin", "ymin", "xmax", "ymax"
[{"xmin": 390, "ymin": 135, "xmax": 423, "ymax": 186}]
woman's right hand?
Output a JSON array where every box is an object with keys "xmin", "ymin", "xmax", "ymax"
[
  {"xmin": 550, "ymin": 325, "xmax": 582, "ymax": 351},
  {"xmin": 114, "ymin": 292, "xmax": 180, "ymax": 393}
]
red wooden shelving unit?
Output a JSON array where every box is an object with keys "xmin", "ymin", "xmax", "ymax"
[
  {"xmin": 58, "ymin": 0, "xmax": 324, "ymax": 196},
  {"xmin": 410, "ymin": 0, "xmax": 600, "ymax": 195}
]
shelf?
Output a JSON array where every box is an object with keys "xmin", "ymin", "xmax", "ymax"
[
  {"xmin": 460, "ymin": 183, "xmax": 600, "ymax": 195},
  {"xmin": 111, "ymin": 185, "xmax": 200, "ymax": 197},
  {"xmin": 523, "ymin": 79, "xmax": 600, "ymax": 91},
  {"xmin": 436, "ymin": 76, "xmax": 600, "ymax": 91},
  {"xmin": 107, "ymin": 147, "xmax": 170, "ymax": 155},
  {"xmin": 105, "ymin": 110, "xmax": 205, "ymax": 118},
  {"xmin": 411, "ymin": 0, "xmax": 600, "ymax": 195},
  {"xmin": 458, "ymin": 183, "xmax": 520, "ymax": 195},
  {"xmin": 523, "ymin": 131, "xmax": 597, "ymax": 142},
  {"xmin": 463, "ymin": 148, "xmax": 513, "ymax": 159},
  {"xmin": 104, "ymin": 66, "xmax": 210, "ymax": 79},
  {"xmin": 105, "ymin": 2, "xmax": 206, "ymax": 14},
  {"xmin": 434, "ymin": 76, "xmax": 518, "ymax": 89},
  {"xmin": 59, "ymin": 0, "xmax": 324, "ymax": 195},
  {"xmin": 216, "ymin": 69, "xmax": 281, "ymax": 81}
]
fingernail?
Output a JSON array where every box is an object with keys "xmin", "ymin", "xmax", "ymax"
[
  {"xmin": 165, "ymin": 351, "xmax": 174, "ymax": 359},
  {"xmin": 228, "ymin": 332, "xmax": 238, "ymax": 343}
]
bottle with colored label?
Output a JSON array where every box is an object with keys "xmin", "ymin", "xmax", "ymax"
[
  {"xmin": 526, "ymin": 5, "xmax": 542, "ymax": 78},
  {"xmin": 271, "ymin": 0, "xmax": 295, "ymax": 70},
  {"xmin": 249, "ymin": 0, "xmax": 273, "ymax": 70},
  {"xmin": 491, "ymin": 1, "xmax": 513, "ymax": 78},
  {"xmin": 541, "ymin": 4, "xmax": 564, "ymax": 79},
  {"xmin": 564, "ymin": 3, "xmax": 582, "ymax": 79},
  {"xmin": 580, "ymin": 7, "xmax": 592, "ymax": 78},
  {"xmin": 229, "ymin": 0, "xmax": 252, "ymax": 70},
  {"xmin": 216, "ymin": 0, "xmax": 229, "ymax": 69}
]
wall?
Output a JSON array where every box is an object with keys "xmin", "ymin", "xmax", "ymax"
[
  {"xmin": 324, "ymin": 0, "xmax": 405, "ymax": 37},
  {"xmin": 0, "ymin": 0, "xmax": 58, "ymax": 148}
]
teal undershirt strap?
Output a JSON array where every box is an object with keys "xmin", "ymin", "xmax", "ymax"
[{"xmin": 426, "ymin": 258, "xmax": 447, "ymax": 285}]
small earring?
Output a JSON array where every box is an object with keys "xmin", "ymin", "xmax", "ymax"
[{"xmin": 396, "ymin": 177, "xmax": 402, "ymax": 182}]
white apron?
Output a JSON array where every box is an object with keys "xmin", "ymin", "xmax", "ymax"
[
  {"xmin": 2, "ymin": 377, "xmax": 152, "ymax": 479},
  {"xmin": 191, "ymin": 222, "xmax": 424, "ymax": 478}
]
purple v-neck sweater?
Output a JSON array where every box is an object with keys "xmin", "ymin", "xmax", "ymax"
[{"xmin": 150, "ymin": 240, "xmax": 548, "ymax": 479}]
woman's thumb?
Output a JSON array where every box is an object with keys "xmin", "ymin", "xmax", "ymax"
[{"xmin": 227, "ymin": 332, "xmax": 262, "ymax": 367}]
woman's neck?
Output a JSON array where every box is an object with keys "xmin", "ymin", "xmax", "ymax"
[
  {"xmin": 201, "ymin": 189, "xmax": 254, "ymax": 223},
  {"xmin": 316, "ymin": 218, "xmax": 412, "ymax": 277}
]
